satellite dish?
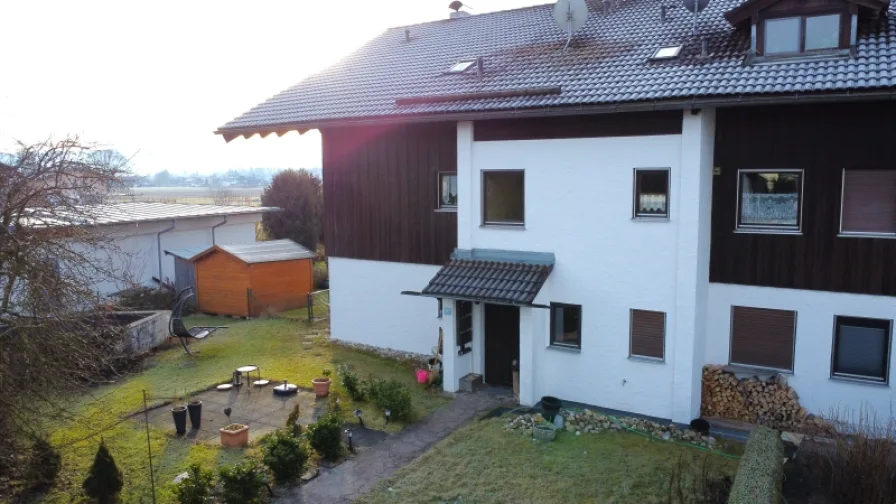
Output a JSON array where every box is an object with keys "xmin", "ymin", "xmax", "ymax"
[
  {"xmin": 682, "ymin": 0, "xmax": 710, "ymax": 14},
  {"xmin": 553, "ymin": 0, "xmax": 589, "ymax": 49}
]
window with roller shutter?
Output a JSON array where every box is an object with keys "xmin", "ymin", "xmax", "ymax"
[
  {"xmin": 840, "ymin": 170, "xmax": 896, "ymax": 236},
  {"xmin": 630, "ymin": 309, "xmax": 665, "ymax": 360},
  {"xmin": 730, "ymin": 306, "xmax": 796, "ymax": 372}
]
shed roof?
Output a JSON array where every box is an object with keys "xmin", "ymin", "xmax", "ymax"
[
  {"xmin": 192, "ymin": 239, "xmax": 316, "ymax": 264},
  {"xmin": 165, "ymin": 246, "xmax": 211, "ymax": 261},
  {"xmin": 218, "ymin": 0, "xmax": 896, "ymax": 139},
  {"xmin": 23, "ymin": 202, "xmax": 277, "ymax": 227}
]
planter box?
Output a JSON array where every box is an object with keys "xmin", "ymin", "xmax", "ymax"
[{"xmin": 220, "ymin": 424, "xmax": 249, "ymax": 448}]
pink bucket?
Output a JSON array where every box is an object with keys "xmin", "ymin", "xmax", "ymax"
[{"xmin": 416, "ymin": 369, "xmax": 429, "ymax": 384}]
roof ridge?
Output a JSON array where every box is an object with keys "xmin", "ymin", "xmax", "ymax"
[{"xmin": 386, "ymin": 2, "xmax": 553, "ymax": 31}]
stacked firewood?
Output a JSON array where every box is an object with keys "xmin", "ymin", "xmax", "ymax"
[{"xmin": 701, "ymin": 365, "xmax": 811, "ymax": 430}]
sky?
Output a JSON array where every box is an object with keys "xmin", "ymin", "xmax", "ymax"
[{"xmin": 0, "ymin": 0, "xmax": 547, "ymax": 176}]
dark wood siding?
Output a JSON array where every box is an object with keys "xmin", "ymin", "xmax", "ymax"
[
  {"xmin": 630, "ymin": 309, "xmax": 666, "ymax": 359},
  {"xmin": 474, "ymin": 111, "xmax": 682, "ymax": 142},
  {"xmin": 730, "ymin": 306, "xmax": 796, "ymax": 371},
  {"xmin": 710, "ymin": 102, "xmax": 896, "ymax": 296},
  {"xmin": 321, "ymin": 123, "xmax": 458, "ymax": 265}
]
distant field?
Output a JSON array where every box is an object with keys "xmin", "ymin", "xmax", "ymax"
[{"xmin": 112, "ymin": 186, "xmax": 265, "ymax": 206}]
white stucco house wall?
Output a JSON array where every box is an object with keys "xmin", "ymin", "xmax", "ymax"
[{"xmin": 217, "ymin": 1, "xmax": 896, "ymax": 426}]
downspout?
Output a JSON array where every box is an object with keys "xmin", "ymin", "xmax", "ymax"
[
  {"xmin": 156, "ymin": 220, "xmax": 176, "ymax": 286},
  {"xmin": 211, "ymin": 216, "xmax": 228, "ymax": 245}
]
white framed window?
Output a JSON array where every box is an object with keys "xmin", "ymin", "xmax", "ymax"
[
  {"xmin": 736, "ymin": 169, "xmax": 803, "ymax": 233},
  {"xmin": 482, "ymin": 170, "xmax": 524, "ymax": 226},
  {"xmin": 633, "ymin": 168, "xmax": 670, "ymax": 218},
  {"xmin": 438, "ymin": 172, "xmax": 458, "ymax": 209},
  {"xmin": 831, "ymin": 316, "xmax": 892, "ymax": 384}
]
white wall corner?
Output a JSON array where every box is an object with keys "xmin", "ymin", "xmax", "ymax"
[
  {"xmin": 518, "ymin": 307, "xmax": 538, "ymax": 406},
  {"xmin": 671, "ymin": 109, "xmax": 716, "ymax": 423},
  {"xmin": 457, "ymin": 121, "xmax": 474, "ymax": 250},
  {"xmin": 440, "ymin": 299, "xmax": 460, "ymax": 392},
  {"xmin": 472, "ymin": 302, "xmax": 485, "ymax": 375}
]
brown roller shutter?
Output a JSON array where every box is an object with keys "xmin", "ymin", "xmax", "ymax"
[
  {"xmin": 841, "ymin": 170, "xmax": 896, "ymax": 234},
  {"xmin": 730, "ymin": 306, "xmax": 795, "ymax": 371},
  {"xmin": 631, "ymin": 309, "xmax": 665, "ymax": 359}
]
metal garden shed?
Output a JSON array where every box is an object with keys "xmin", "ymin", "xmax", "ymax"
[{"xmin": 190, "ymin": 239, "xmax": 316, "ymax": 317}]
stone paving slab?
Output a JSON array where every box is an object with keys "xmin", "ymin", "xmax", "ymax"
[{"xmin": 274, "ymin": 391, "xmax": 513, "ymax": 504}]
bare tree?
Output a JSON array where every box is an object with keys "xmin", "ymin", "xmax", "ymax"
[
  {"xmin": 0, "ymin": 137, "xmax": 134, "ymax": 486},
  {"xmin": 209, "ymin": 186, "xmax": 237, "ymax": 205}
]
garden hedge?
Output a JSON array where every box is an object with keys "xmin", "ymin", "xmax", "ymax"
[{"xmin": 728, "ymin": 426, "xmax": 784, "ymax": 504}]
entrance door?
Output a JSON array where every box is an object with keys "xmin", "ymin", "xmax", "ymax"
[{"xmin": 484, "ymin": 303, "xmax": 520, "ymax": 387}]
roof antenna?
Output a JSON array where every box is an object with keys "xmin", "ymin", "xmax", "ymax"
[
  {"xmin": 682, "ymin": 0, "xmax": 710, "ymax": 35},
  {"xmin": 448, "ymin": 1, "xmax": 474, "ymax": 18},
  {"xmin": 552, "ymin": 0, "xmax": 590, "ymax": 51}
]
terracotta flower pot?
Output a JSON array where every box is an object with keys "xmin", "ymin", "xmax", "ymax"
[
  {"xmin": 220, "ymin": 424, "xmax": 249, "ymax": 448},
  {"xmin": 311, "ymin": 377, "xmax": 331, "ymax": 398}
]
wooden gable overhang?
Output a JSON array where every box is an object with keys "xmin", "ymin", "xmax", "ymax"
[{"xmin": 725, "ymin": 0, "xmax": 890, "ymax": 26}]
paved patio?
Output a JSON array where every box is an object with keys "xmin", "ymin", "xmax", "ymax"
[
  {"xmin": 274, "ymin": 389, "xmax": 514, "ymax": 504},
  {"xmin": 145, "ymin": 383, "xmax": 323, "ymax": 443}
]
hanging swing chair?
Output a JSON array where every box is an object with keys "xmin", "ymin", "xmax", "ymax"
[{"xmin": 168, "ymin": 287, "xmax": 227, "ymax": 355}]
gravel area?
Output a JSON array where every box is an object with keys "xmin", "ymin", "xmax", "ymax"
[{"xmin": 505, "ymin": 410, "xmax": 720, "ymax": 449}]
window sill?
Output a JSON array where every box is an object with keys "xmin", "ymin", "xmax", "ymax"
[
  {"xmin": 838, "ymin": 233, "xmax": 896, "ymax": 240},
  {"xmin": 547, "ymin": 344, "xmax": 581, "ymax": 354},
  {"xmin": 434, "ymin": 208, "xmax": 457, "ymax": 213},
  {"xmin": 480, "ymin": 224, "xmax": 526, "ymax": 231},
  {"xmin": 830, "ymin": 375, "xmax": 889, "ymax": 387},
  {"xmin": 726, "ymin": 363, "xmax": 793, "ymax": 376},
  {"xmin": 632, "ymin": 216, "xmax": 670, "ymax": 222},
  {"xmin": 751, "ymin": 49, "xmax": 849, "ymax": 66},
  {"xmin": 628, "ymin": 355, "xmax": 664, "ymax": 364},
  {"xmin": 734, "ymin": 229, "xmax": 802, "ymax": 236}
]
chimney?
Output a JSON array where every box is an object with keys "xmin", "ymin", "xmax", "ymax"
[{"xmin": 450, "ymin": 11, "xmax": 471, "ymax": 19}]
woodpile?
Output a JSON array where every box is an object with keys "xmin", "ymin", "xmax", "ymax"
[{"xmin": 701, "ymin": 364, "xmax": 812, "ymax": 431}]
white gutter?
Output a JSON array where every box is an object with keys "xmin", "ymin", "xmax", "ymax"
[
  {"xmin": 156, "ymin": 220, "xmax": 176, "ymax": 286},
  {"xmin": 211, "ymin": 216, "xmax": 228, "ymax": 245}
]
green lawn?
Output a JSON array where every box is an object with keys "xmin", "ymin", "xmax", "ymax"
[
  {"xmin": 42, "ymin": 316, "xmax": 449, "ymax": 503},
  {"xmin": 357, "ymin": 418, "xmax": 741, "ymax": 504}
]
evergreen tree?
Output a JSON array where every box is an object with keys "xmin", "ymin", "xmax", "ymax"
[{"xmin": 82, "ymin": 439, "xmax": 123, "ymax": 503}]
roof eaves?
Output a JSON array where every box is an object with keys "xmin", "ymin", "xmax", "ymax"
[{"xmin": 215, "ymin": 89, "xmax": 896, "ymax": 142}]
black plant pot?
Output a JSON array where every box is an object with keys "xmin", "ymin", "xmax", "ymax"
[
  {"xmin": 187, "ymin": 401, "xmax": 202, "ymax": 430},
  {"xmin": 541, "ymin": 396, "xmax": 562, "ymax": 422},
  {"xmin": 172, "ymin": 407, "xmax": 188, "ymax": 435}
]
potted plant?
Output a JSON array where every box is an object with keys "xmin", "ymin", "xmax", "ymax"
[
  {"xmin": 187, "ymin": 392, "xmax": 202, "ymax": 430},
  {"xmin": 312, "ymin": 368, "xmax": 332, "ymax": 398},
  {"xmin": 220, "ymin": 423, "xmax": 250, "ymax": 448},
  {"xmin": 171, "ymin": 395, "xmax": 188, "ymax": 435}
]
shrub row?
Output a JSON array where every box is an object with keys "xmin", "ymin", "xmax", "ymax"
[
  {"xmin": 728, "ymin": 426, "xmax": 784, "ymax": 504},
  {"xmin": 337, "ymin": 366, "xmax": 414, "ymax": 422}
]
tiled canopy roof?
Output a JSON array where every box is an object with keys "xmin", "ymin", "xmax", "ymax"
[
  {"xmin": 218, "ymin": 0, "xmax": 896, "ymax": 138},
  {"xmin": 418, "ymin": 250, "xmax": 554, "ymax": 305}
]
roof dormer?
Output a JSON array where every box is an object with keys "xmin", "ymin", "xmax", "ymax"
[{"xmin": 725, "ymin": 0, "xmax": 889, "ymax": 60}]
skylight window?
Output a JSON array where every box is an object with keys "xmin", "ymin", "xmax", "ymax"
[
  {"xmin": 447, "ymin": 60, "xmax": 475, "ymax": 73},
  {"xmin": 652, "ymin": 45, "xmax": 682, "ymax": 60}
]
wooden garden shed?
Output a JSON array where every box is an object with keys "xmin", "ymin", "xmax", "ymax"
[{"xmin": 190, "ymin": 239, "xmax": 316, "ymax": 317}]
